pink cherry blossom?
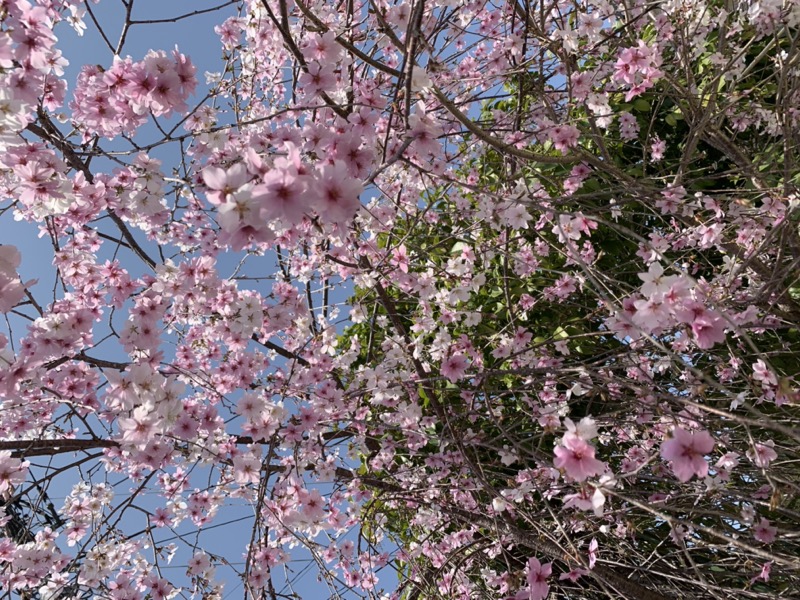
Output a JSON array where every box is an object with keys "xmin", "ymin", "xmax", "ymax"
[
  {"xmin": 202, "ymin": 163, "xmax": 250, "ymax": 205},
  {"xmin": 613, "ymin": 41, "xmax": 663, "ymax": 100},
  {"xmin": 312, "ymin": 160, "xmax": 363, "ymax": 226},
  {"xmin": 753, "ymin": 518, "xmax": 777, "ymax": 544},
  {"xmin": 298, "ymin": 61, "xmax": 337, "ymax": 98},
  {"xmin": 748, "ymin": 442, "xmax": 778, "ymax": 468},
  {"xmin": 233, "ymin": 452, "xmax": 262, "ymax": 485},
  {"xmin": 256, "ymin": 167, "xmax": 308, "ymax": 225},
  {"xmin": 0, "ymin": 451, "xmax": 28, "ymax": 494},
  {"xmin": 753, "ymin": 359, "xmax": 778, "ymax": 386},
  {"xmin": 563, "ymin": 416, "xmax": 598, "ymax": 441},
  {"xmin": 752, "ymin": 562, "xmax": 772, "ymax": 584},
  {"xmin": 618, "ymin": 111, "xmax": 639, "ymax": 140},
  {"xmin": 638, "ymin": 263, "xmax": 675, "ymax": 297},
  {"xmin": 691, "ymin": 310, "xmax": 726, "ymax": 349},
  {"xmin": 650, "ymin": 137, "xmax": 666, "ymax": 161},
  {"xmin": 559, "ymin": 568, "xmax": 588, "ymax": 582},
  {"xmin": 526, "ymin": 557, "xmax": 551, "ymax": 600},
  {"xmin": 554, "ymin": 433, "xmax": 605, "ymax": 482},
  {"xmin": 0, "ymin": 265, "xmax": 26, "ymax": 314},
  {"xmin": 441, "ymin": 353, "xmax": 470, "ymax": 383},
  {"xmin": 588, "ymin": 538, "xmax": 598, "ymax": 569},
  {"xmin": 660, "ymin": 427, "xmax": 715, "ymax": 482},
  {"xmin": 118, "ymin": 405, "xmax": 159, "ymax": 446},
  {"xmin": 563, "ymin": 486, "xmax": 606, "ymax": 516},
  {"xmin": 548, "ymin": 124, "xmax": 580, "ymax": 153}
]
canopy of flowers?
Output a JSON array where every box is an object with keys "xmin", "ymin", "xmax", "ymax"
[{"xmin": 0, "ymin": 0, "xmax": 799, "ymax": 599}]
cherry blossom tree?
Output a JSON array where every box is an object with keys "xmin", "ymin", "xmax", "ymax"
[{"xmin": 1, "ymin": 0, "xmax": 799, "ymax": 599}]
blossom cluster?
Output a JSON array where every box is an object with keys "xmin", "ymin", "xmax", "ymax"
[
  {"xmin": 605, "ymin": 263, "xmax": 731, "ymax": 350},
  {"xmin": 70, "ymin": 48, "xmax": 197, "ymax": 139}
]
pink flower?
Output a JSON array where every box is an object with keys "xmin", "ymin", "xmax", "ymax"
[
  {"xmin": 188, "ymin": 552, "xmax": 212, "ymax": 576},
  {"xmin": 0, "ymin": 272, "xmax": 25, "ymax": 313},
  {"xmin": 0, "ymin": 538, "xmax": 14, "ymax": 561},
  {"xmin": 613, "ymin": 41, "xmax": 663, "ymax": 100},
  {"xmin": 0, "ymin": 32, "xmax": 13, "ymax": 68},
  {"xmin": 563, "ymin": 486, "xmax": 606, "ymax": 516},
  {"xmin": 256, "ymin": 167, "xmax": 308, "ymax": 224},
  {"xmin": 618, "ymin": 111, "xmax": 639, "ymax": 140},
  {"xmin": 202, "ymin": 163, "xmax": 250, "ymax": 205},
  {"xmin": 751, "ymin": 562, "xmax": 771, "ymax": 584},
  {"xmin": 390, "ymin": 244, "xmax": 410, "ymax": 273},
  {"xmin": 559, "ymin": 569, "xmax": 588, "ymax": 582},
  {"xmin": 748, "ymin": 442, "xmax": 778, "ymax": 468},
  {"xmin": 691, "ymin": 310, "xmax": 726, "ymax": 349},
  {"xmin": 300, "ymin": 489, "xmax": 326, "ymax": 521},
  {"xmin": 0, "ymin": 451, "xmax": 28, "ymax": 494},
  {"xmin": 650, "ymin": 137, "xmax": 666, "ymax": 161},
  {"xmin": 753, "ymin": 518, "xmax": 777, "ymax": 544},
  {"xmin": 298, "ymin": 61, "xmax": 337, "ymax": 98},
  {"xmin": 172, "ymin": 47, "xmax": 197, "ymax": 96},
  {"xmin": 127, "ymin": 65, "xmax": 157, "ymax": 102},
  {"xmin": 0, "ymin": 245, "xmax": 21, "ymax": 274},
  {"xmin": 752, "ymin": 359, "xmax": 778, "ymax": 386},
  {"xmin": 554, "ymin": 433, "xmax": 605, "ymax": 482},
  {"xmin": 302, "ymin": 31, "xmax": 343, "ymax": 64},
  {"xmin": 563, "ymin": 416, "xmax": 598, "ymax": 441},
  {"xmin": 548, "ymin": 124, "xmax": 580, "ymax": 154},
  {"xmin": 638, "ymin": 262, "xmax": 673, "ymax": 297},
  {"xmin": 588, "ymin": 538, "xmax": 598, "ymax": 569},
  {"xmin": 150, "ymin": 71, "xmax": 184, "ymax": 115},
  {"xmin": 233, "ymin": 453, "xmax": 262, "ymax": 485},
  {"xmin": 65, "ymin": 524, "xmax": 88, "ymax": 545},
  {"xmin": 551, "ymin": 214, "xmax": 581, "ymax": 243},
  {"xmin": 526, "ymin": 557, "xmax": 552, "ymax": 600},
  {"xmin": 118, "ymin": 405, "xmax": 159, "ymax": 445},
  {"xmin": 631, "ymin": 296, "xmax": 670, "ymax": 333},
  {"xmin": 147, "ymin": 577, "xmax": 173, "ymax": 600},
  {"xmin": 150, "ymin": 506, "xmax": 172, "ymax": 528},
  {"xmin": 312, "ymin": 160, "xmax": 362, "ymax": 226},
  {"xmin": 660, "ymin": 427, "xmax": 714, "ymax": 482},
  {"xmin": 441, "ymin": 353, "xmax": 469, "ymax": 383}
]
